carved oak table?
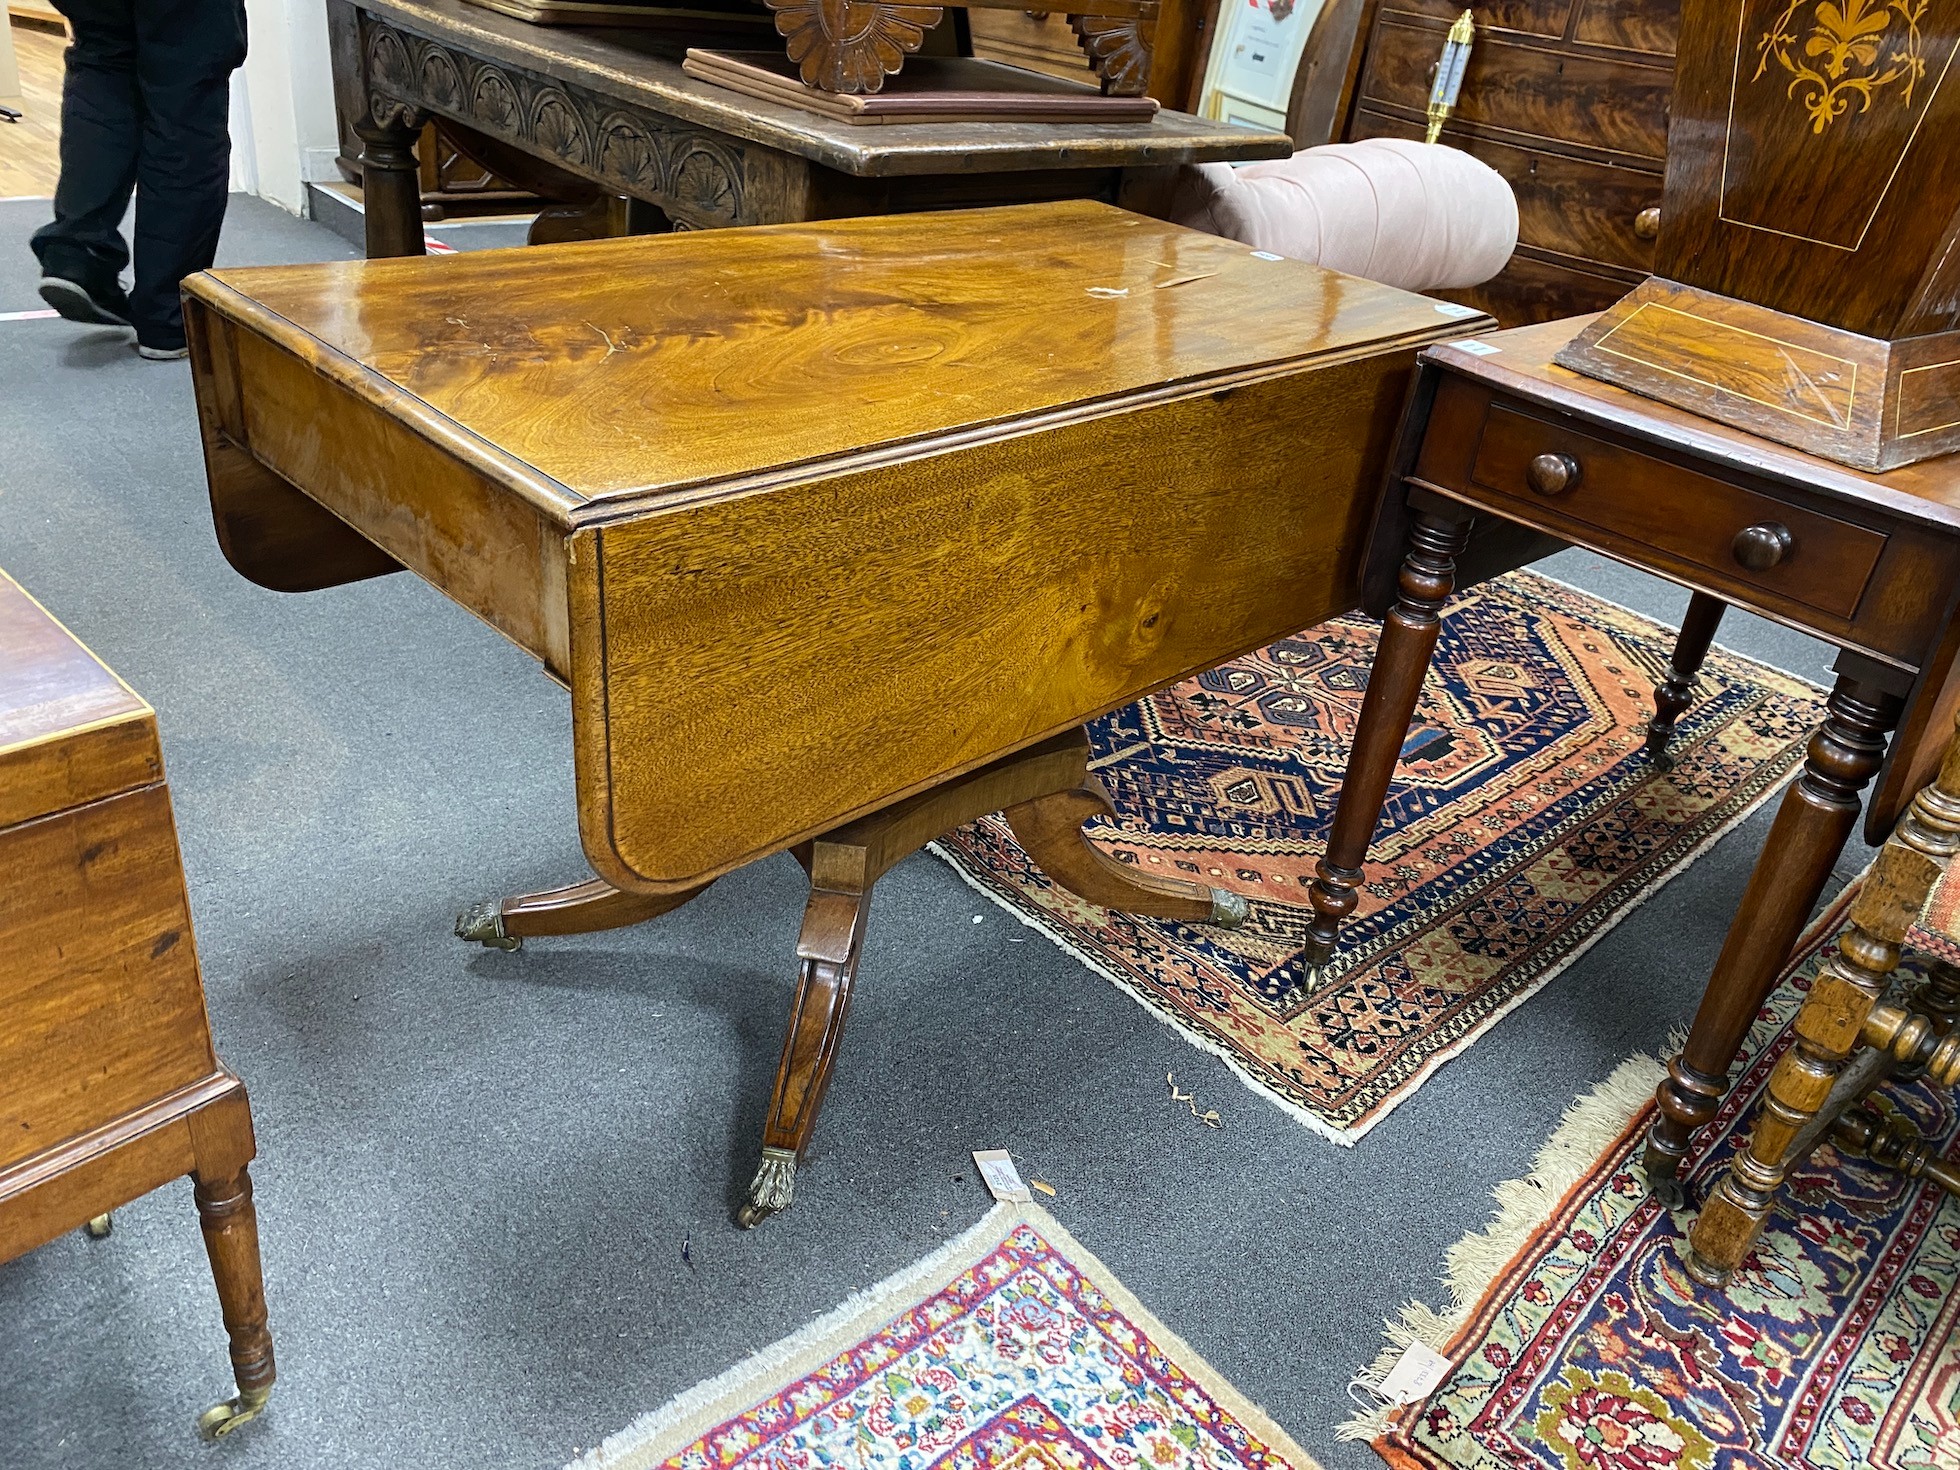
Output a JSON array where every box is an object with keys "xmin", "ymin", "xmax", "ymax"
[
  {"xmin": 1302, "ymin": 317, "xmax": 1960, "ymax": 1208},
  {"xmin": 182, "ymin": 201, "xmax": 1480, "ymax": 1225},
  {"xmin": 330, "ymin": 0, "xmax": 1289, "ymax": 259}
]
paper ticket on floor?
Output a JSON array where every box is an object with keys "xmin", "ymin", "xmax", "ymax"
[{"xmin": 973, "ymin": 1149, "xmax": 1033, "ymax": 1203}]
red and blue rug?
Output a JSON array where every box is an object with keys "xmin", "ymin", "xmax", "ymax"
[
  {"xmin": 573, "ymin": 1205, "xmax": 1323, "ymax": 1470},
  {"xmin": 934, "ymin": 571, "xmax": 1824, "ymax": 1142},
  {"xmin": 1350, "ymin": 881, "xmax": 1960, "ymax": 1469}
]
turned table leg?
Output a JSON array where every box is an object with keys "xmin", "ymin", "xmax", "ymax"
[
  {"xmin": 1303, "ymin": 508, "xmax": 1474, "ymax": 967},
  {"xmin": 353, "ymin": 108, "xmax": 426, "ymax": 260},
  {"xmin": 193, "ymin": 1165, "xmax": 275, "ymax": 1438},
  {"xmin": 1648, "ymin": 591, "xmax": 1726, "ymax": 765},
  {"xmin": 1688, "ymin": 713, "xmax": 1960, "ymax": 1282},
  {"xmin": 1644, "ymin": 673, "xmax": 1902, "ymax": 1204},
  {"xmin": 457, "ymin": 875, "xmax": 712, "ymax": 951}
]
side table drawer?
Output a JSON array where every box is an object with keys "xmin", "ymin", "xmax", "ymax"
[{"xmin": 1468, "ymin": 403, "xmax": 1888, "ymax": 620}]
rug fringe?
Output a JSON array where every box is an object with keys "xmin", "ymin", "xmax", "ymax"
[
  {"xmin": 568, "ymin": 1205, "xmax": 1018, "ymax": 1470},
  {"xmin": 1335, "ymin": 1051, "xmax": 1668, "ymax": 1442}
]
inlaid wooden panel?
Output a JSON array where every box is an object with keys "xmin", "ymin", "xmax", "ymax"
[
  {"xmin": 1656, "ymin": 0, "xmax": 1960, "ymax": 337},
  {"xmin": 0, "ymin": 785, "xmax": 219, "ymax": 1173}
]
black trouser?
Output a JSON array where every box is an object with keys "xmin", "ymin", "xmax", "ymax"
[{"xmin": 30, "ymin": 0, "xmax": 247, "ymax": 347}]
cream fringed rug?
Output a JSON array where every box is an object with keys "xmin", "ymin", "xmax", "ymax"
[
  {"xmin": 1345, "ymin": 879, "xmax": 1960, "ymax": 1469},
  {"xmin": 572, "ymin": 1205, "xmax": 1322, "ymax": 1470}
]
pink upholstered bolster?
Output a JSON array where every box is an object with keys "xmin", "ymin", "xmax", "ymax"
[{"xmin": 1170, "ymin": 138, "xmax": 1518, "ymax": 293}]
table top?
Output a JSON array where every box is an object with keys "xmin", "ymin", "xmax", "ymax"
[
  {"xmin": 1423, "ymin": 319, "xmax": 1960, "ymax": 536},
  {"xmin": 190, "ymin": 201, "xmax": 1465, "ymax": 530},
  {"xmin": 361, "ymin": 0, "xmax": 1293, "ymax": 177}
]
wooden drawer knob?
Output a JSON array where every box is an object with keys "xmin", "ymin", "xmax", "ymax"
[
  {"xmin": 1732, "ymin": 522, "xmax": 1793, "ymax": 571},
  {"xmin": 1525, "ymin": 452, "xmax": 1582, "ymax": 496},
  {"xmin": 1634, "ymin": 207, "xmax": 1661, "ymax": 240}
]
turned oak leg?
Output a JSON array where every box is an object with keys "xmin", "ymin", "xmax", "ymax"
[
  {"xmin": 1688, "ymin": 714, "xmax": 1960, "ymax": 1283},
  {"xmin": 456, "ymin": 875, "xmax": 712, "ymax": 951},
  {"xmin": 737, "ymin": 872, "xmax": 869, "ymax": 1229},
  {"xmin": 353, "ymin": 110, "xmax": 425, "ymax": 260},
  {"xmin": 1303, "ymin": 509, "xmax": 1474, "ymax": 967},
  {"xmin": 1644, "ymin": 675, "xmax": 1903, "ymax": 1203},
  {"xmin": 193, "ymin": 1166, "xmax": 275, "ymax": 1439},
  {"xmin": 1648, "ymin": 591, "xmax": 1726, "ymax": 765},
  {"xmin": 1005, "ymin": 779, "xmax": 1248, "ymax": 927}
]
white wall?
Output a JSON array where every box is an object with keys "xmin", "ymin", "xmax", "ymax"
[{"xmin": 231, "ymin": 0, "xmax": 340, "ymax": 211}]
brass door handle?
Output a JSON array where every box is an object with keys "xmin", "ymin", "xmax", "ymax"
[
  {"xmin": 1525, "ymin": 452, "xmax": 1581, "ymax": 496},
  {"xmin": 1634, "ymin": 207, "xmax": 1661, "ymax": 240},
  {"xmin": 1732, "ymin": 522, "xmax": 1793, "ymax": 570}
]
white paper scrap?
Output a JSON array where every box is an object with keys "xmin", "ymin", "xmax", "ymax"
[
  {"xmin": 972, "ymin": 1149, "xmax": 1033, "ymax": 1203},
  {"xmin": 1433, "ymin": 301, "xmax": 1481, "ymax": 319},
  {"xmin": 1454, "ymin": 340, "xmax": 1502, "ymax": 356},
  {"xmin": 1376, "ymin": 1342, "xmax": 1453, "ymax": 1406}
]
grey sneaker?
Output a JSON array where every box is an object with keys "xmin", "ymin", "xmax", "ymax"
[
  {"xmin": 136, "ymin": 342, "xmax": 189, "ymax": 361},
  {"xmin": 39, "ymin": 272, "xmax": 133, "ymax": 328}
]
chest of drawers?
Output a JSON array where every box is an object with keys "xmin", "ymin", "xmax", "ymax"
[{"xmin": 1342, "ymin": 0, "xmax": 1676, "ymax": 324}]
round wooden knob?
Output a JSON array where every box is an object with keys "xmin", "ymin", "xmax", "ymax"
[
  {"xmin": 1732, "ymin": 522, "xmax": 1793, "ymax": 571},
  {"xmin": 1634, "ymin": 207, "xmax": 1661, "ymax": 240},
  {"xmin": 1525, "ymin": 452, "xmax": 1582, "ymax": 496}
]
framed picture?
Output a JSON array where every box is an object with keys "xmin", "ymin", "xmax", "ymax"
[{"xmin": 1196, "ymin": 0, "xmax": 1326, "ymax": 133}]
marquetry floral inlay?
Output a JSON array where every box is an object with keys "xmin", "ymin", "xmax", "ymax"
[{"xmin": 1753, "ymin": 0, "xmax": 1929, "ymax": 132}]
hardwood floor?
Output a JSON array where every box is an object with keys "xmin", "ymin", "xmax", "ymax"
[{"xmin": 0, "ymin": 19, "xmax": 63, "ymax": 199}]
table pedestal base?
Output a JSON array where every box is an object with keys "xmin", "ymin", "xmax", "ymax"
[{"xmin": 458, "ymin": 725, "xmax": 1246, "ymax": 1226}]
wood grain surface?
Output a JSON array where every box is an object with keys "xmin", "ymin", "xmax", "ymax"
[
  {"xmin": 0, "ymin": 570, "xmax": 157, "ymax": 829},
  {"xmin": 193, "ymin": 202, "xmax": 1459, "ymax": 513},
  {"xmin": 189, "ymin": 200, "xmax": 1478, "ymax": 892}
]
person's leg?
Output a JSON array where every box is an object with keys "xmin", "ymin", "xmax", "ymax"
[
  {"xmin": 30, "ymin": 0, "xmax": 139, "ymax": 323},
  {"xmin": 128, "ymin": 0, "xmax": 247, "ymax": 353}
]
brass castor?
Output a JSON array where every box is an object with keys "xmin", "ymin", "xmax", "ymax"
[
  {"xmin": 736, "ymin": 1147, "xmax": 797, "ymax": 1229},
  {"xmin": 197, "ymin": 1384, "xmax": 271, "ymax": 1440},
  {"xmin": 1208, "ymin": 890, "xmax": 1251, "ymax": 929},
  {"xmin": 455, "ymin": 900, "xmax": 521, "ymax": 952},
  {"xmin": 82, "ymin": 1213, "xmax": 113, "ymax": 1240}
]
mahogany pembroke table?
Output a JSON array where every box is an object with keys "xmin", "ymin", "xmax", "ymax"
[{"xmin": 182, "ymin": 201, "xmax": 1485, "ymax": 1224}]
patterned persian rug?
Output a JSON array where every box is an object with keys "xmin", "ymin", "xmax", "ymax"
[
  {"xmin": 933, "ymin": 571, "xmax": 1824, "ymax": 1143},
  {"xmin": 1347, "ymin": 881, "xmax": 1960, "ymax": 1470},
  {"xmin": 571, "ymin": 1205, "xmax": 1322, "ymax": 1470}
]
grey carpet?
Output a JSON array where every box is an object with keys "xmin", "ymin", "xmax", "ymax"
[{"xmin": 0, "ymin": 193, "xmax": 1874, "ymax": 1470}]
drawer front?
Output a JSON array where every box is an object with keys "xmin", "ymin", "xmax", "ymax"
[
  {"xmin": 1359, "ymin": 15, "xmax": 1673, "ymax": 159},
  {"xmin": 1437, "ymin": 247, "xmax": 1637, "ymax": 326},
  {"xmin": 1350, "ymin": 110, "xmax": 1662, "ymax": 271},
  {"xmin": 968, "ymin": 10, "xmax": 1095, "ymax": 82},
  {"xmin": 1468, "ymin": 404, "xmax": 1887, "ymax": 619},
  {"xmin": 1570, "ymin": 0, "xmax": 1679, "ymax": 54},
  {"xmin": 1374, "ymin": 0, "xmax": 1576, "ymax": 39}
]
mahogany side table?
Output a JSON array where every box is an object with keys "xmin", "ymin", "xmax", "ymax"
[{"xmin": 1303, "ymin": 317, "xmax": 1960, "ymax": 1203}]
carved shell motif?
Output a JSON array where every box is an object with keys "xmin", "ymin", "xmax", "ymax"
[
  {"xmin": 765, "ymin": 0, "xmax": 944, "ymax": 93},
  {"xmin": 1070, "ymin": 13, "xmax": 1154, "ymax": 97}
]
